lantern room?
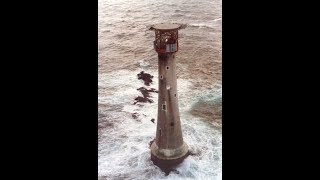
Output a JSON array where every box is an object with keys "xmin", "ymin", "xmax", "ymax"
[{"xmin": 150, "ymin": 23, "xmax": 182, "ymax": 54}]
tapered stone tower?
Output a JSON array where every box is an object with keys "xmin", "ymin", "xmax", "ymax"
[{"xmin": 149, "ymin": 23, "xmax": 189, "ymax": 174}]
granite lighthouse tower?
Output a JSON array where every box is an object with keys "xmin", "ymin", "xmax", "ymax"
[{"xmin": 149, "ymin": 23, "xmax": 189, "ymax": 174}]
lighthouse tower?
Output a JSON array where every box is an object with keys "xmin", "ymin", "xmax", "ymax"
[{"xmin": 149, "ymin": 23, "xmax": 189, "ymax": 174}]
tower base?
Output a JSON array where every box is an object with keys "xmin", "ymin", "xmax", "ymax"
[{"xmin": 150, "ymin": 142, "xmax": 189, "ymax": 175}]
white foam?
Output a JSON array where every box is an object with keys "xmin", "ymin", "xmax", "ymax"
[
  {"xmin": 138, "ymin": 59, "xmax": 151, "ymax": 68},
  {"xmin": 189, "ymin": 23, "xmax": 215, "ymax": 29}
]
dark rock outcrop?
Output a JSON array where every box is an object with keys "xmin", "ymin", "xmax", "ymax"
[
  {"xmin": 137, "ymin": 71, "xmax": 153, "ymax": 86},
  {"xmin": 132, "ymin": 112, "xmax": 139, "ymax": 119},
  {"xmin": 133, "ymin": 87, "xmax": 158, "ymax": 105}
]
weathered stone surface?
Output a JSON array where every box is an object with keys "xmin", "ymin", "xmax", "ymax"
[
  {"xmin": 151, "ymin": 52, "xmax": 189, "ymax": 175},
  {"xmin": 151, "ymin": 142, "xmax": 190, "ymax": 175}
]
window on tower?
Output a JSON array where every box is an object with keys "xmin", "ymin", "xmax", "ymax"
[{"xmin": 162, "ymin": 104, "xmax": 166, "ymax": 110}]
